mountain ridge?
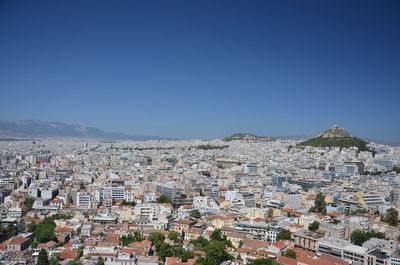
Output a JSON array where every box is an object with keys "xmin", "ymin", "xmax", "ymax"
[
  {"xmin": 0, "ymin": 120, "xmax": 176, "ymax": 141},
  {"xmin": 223, "ymin": 133, "xmax": 276, "ymax": 142}
]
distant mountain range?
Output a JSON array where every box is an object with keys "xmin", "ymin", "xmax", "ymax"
[
  {"xmin": 0, "ymin": 120, "xmax": 175, "ymax": 141},
  {"xmin": 223, "ymin": 133, "xmax": 276, "ymax": 142}
]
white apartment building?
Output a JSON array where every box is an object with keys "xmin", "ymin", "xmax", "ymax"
[{"xmin": 77, "ymin": 192, "xmax": 92, "ymax": 209}]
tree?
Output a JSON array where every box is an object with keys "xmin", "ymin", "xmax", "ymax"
[
  {"xmin": 97, "ymin": 257, "xmax": 105, "ymax": 265},
  {"xmin": 148, "ymin": 232, "xmax": 165, "ymax": 248},
  {"xmin": 121, "ymin": 200, "xmax": 136, "ymax": 206},
  {"xmin": 276, "ymin": 229, "xmax": 292, "ymax": 241},
  {"xmin": 37, "ymin": 249, "xmax": 49, "ymax": 265},
  {"xmin": 238, "ymin": 240, "xmax": 244, "ymax": 248},
  {"xmin": 331, "ymin": 219, "xmax": 341, "ymax": 224},
  {"xmin": 168, "ymin": 231, "xmax": 180, "ymax": 243},
  {"xmin": 33, "ymin": 219, "xmax": 57, "ymax": 244},
  {"xmin": 267, "ymin": 208, "xmax": 274, "ymax": 217},
  {"xmin": 284, "ymin": 249, "xmax": 297, "ymax": 259},
  {"xmin": 156, "ymin": 195, "xmax": 171, "ymax": 204},
  {"xmin": 350, "ymin": 230, "xmax": 369, "ymax": 246},
  {"xmin": 133, "ymin": 231, "xmax": 144, "ymax": 242},
  {"xmin": 176, "ymin": 247, "xmax": 195, "ymax": 262},
  {"xmin": 211, "ymin": 229, "xmax": 223, "ymax": 241},
  {"xmin": 193, "ymin": 232, "xmax": 233, "ymax": 265},
  {"xmin": 350, "ymin": 230, "xmax": 385, "ymax": 246},
  {"xmin": 77, "ymin": 245, "xmax": 85, "ymax": 257},
  {"xmin": 312, "ymin": 193, "xmax": 327, "ymax": 214},
  {"xmin": 49, "ymin": 256, "xmax": 60, "ymax": 265},
  {"xmin": 120, "ymin": 234, "xmax": 135, "ymax": 246},
  {"xmin": 200, "ymin": 241, "xmax": 233, "ymax": 265},
  {"xmin": 23, "ymin": 197, "xmax": 35, "ymax": 210},
  {"xmin": 190, "ymin": 209, "xmax": 201, "ymax": 219},
  {"xmin": 32, "ymin": 215, "xmax": 72, "ymax": 245},
  {"xmin": 308, "ymin": 221, "xmax": 320, "ymax": 231},
  {"xmin": 79, "ymin": 182, "xmax": 85, "ymax": 190},
  {"xmin": 27, "ymin": 222, "xmax": 37, "ymax": 232},
  {"xmin": 381, "ymin": 208, "xmax": 399, "ymax": 227},
  {"xmin": 6, "ymin": 224, "xmax": 18, "ymax": 238},
  {"xmin": 191, "ymin": 236, "xmax": 209, "ymax": 251},
  {"xmin": 66, "ymin": 260, "xmax": 82, "ymax": 265}
]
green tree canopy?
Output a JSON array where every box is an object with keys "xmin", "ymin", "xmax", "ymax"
[
  {"xmin": 148, "ymin": 232, "xmax": 165, "ymax": 248},
  {"xmin": 121, "ymin": 200, "xmax": 136, "ymax": 206},
  {"xmin": 276, "ymin": 229, "xmax": 292, "ymax": 241},
  {"xmin": 37, "ymin": 249, "xmax": 49, "ymax": 265},
  {"xmin": 267, "ymin": 208, "xmax": 274, "ymax": 217},
  {"xmin": 381, "ymin": 208, "xmax": 399, "ymax": 227},
  {"xmin": 49, "ymin": 256, "xmax": 60, "ymax": 265},
  {"xmin": 311, "ymin": 193, "xmax": 327, "ymax": 213},
  {"xmin": 350, "ymin": 230, "xmax": 385, "ymax": 246},
  {"xmin": 308, "ymin": 221, "xmax": 320, "ymax": 231},
  {"xmin": 195, "ymin": 241, "xmax": 233, "ymax": 265},
  {"xmin": 156, "ymin": 195, "xmax": 172, "ymax": 204},
  {"xmin": 32, "ymin": 215, "xmax": 72, "ymax": 246},
  {"xmin": 66, "ymin": 260, "xmax": 82, "ymax": 265},
  {"xmin": 284, "ymin": 249, "xmax": 296, "ymax": 259},
  {"xmin": 120, "ymin": 232, "xmax": 144, "ymax": 246},
  {"xmin": 97, "ymin": 257, "xmax": 105, "ymax": 265},
  {"xmin": 190, "ymin": 209, "xmax": 201, "ymax": 219},
  {"xmin": 168, "ymin": 231, "xmax": 180, "ymax": 242},
  {"xmin": 23, "ymin": 197, "xmax": 35, "ymax": 210},
  {"xmin": 211, "ymin": 229, "xmax": 223, "ymax": 241}
]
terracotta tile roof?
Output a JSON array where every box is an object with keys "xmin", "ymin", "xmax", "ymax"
[
  {"xmin": 37, "ymin": 241, "xmax": 57, "ymax": 248},
  {"xmin": 54, "ymin": 227, "xmax": 74, "ymax": 233},
  {"xmin": 165, "ymin": 257, "xmax": 196, "ymax": 265},
  {"xmin": 176, "ymin": 219, "xmax": 195, "ymax": 225},
  {"xmin": 328, "ymin": 211, "xmax": 340, "ymax": 217},
  {"xmin": 140, "ymin": 240, "xmax": 152, "ymax": 247},
  {"xmin": 242, "ymin": 238, "xmax": 269, "ymax": 250},
  {"xmin": 120, "ymin": 248, "xmax": 135, "ymax": 254},
  {"xmin": 237, "ymin": 248, "xmax": 253, "ymax": 254},
  {"xmin": 104, "ymin": 233, "xmax": 120, "ymax": 242},
  {"xmin": 8, "ymin": 237, "xmax": 30, "ymax": 245},
  {"xmin": 63, "ymin": 242, "xmax": 74, "ymax": 248},
  {"xmin": 184, "ymin": 228, "xmax": 203, "ymax": 235},
  {"xmin": 271, "ymin": 240, "xmax": 290, "ymax": 250},
  {"xmin": 215, "ymin": 197, "xmax": 225, "ymax": 203},
  {"xmin": 319, "ymin": 254, "xmax": 349, "ymax": 265},
  {"xmin": 59, "ymin": 249, "xmax": 79, "ymax": 260},
  {"xmin": 277, "ymin": 256, "xmax": 297, "ymax": 265}
]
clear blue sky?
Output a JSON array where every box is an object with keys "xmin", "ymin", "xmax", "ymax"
[{"xmin": 1, "ymin": 0, "xmax": 399, "ymax": 140}]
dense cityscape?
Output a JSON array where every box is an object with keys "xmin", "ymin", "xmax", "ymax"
[
  {"xmin": 0, "ymin": 126, "xmax": 399, "ymax": 265},
  {"xmin": 1, "ymin": 1, "xmax": 399, "ymax": 265}
]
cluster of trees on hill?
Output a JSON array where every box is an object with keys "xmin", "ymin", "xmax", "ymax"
[{"xmin": 298, "ymin": 136, "xmax": 370, "ymax": 152}]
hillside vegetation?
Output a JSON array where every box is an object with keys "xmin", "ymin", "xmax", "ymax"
[
  {"xmin": 223, "ymin": 133, "xmax": 275, "ymax": 142},
  {"xmin": 298, "ymin": 136, "xmax": 370, "ymax": 151}
]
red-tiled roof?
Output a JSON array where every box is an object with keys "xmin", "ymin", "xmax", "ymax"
[{"xmin": 59, "ymin": 249, "xmax": 79, "ymax": 260}]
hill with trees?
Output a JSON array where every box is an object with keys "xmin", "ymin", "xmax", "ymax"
[
  {"xmin": 223, "ymin": 133, "xmax": 275, "ymax": 142},
  {"xmin": 298, "ymin": 125, "xmax": 370, "ymax": 151}
]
